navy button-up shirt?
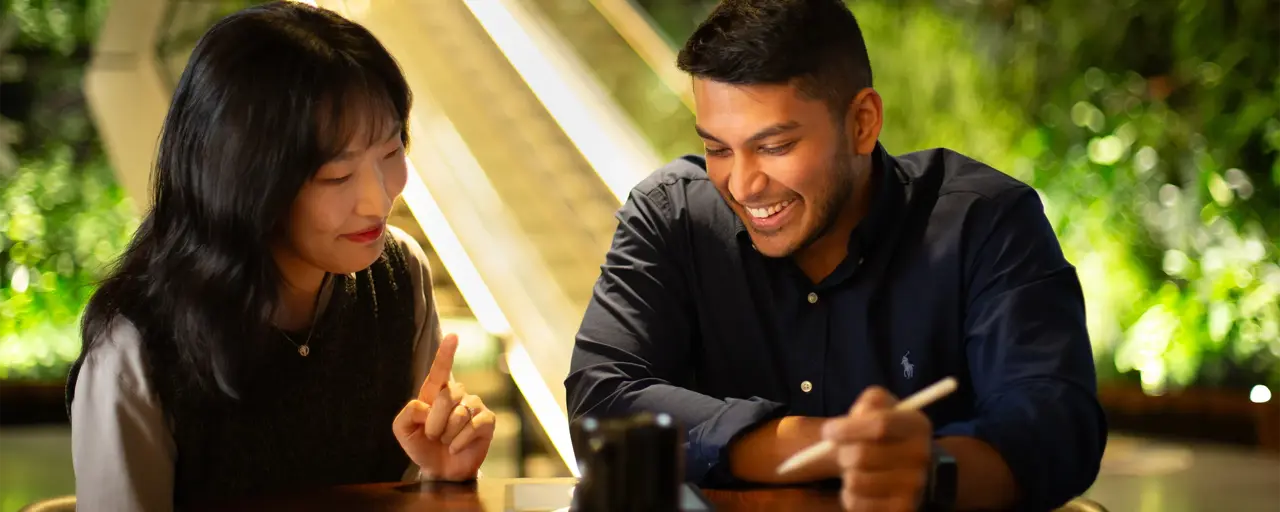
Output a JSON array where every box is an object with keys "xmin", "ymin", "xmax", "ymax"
[{"xmin": 566, "ymin": 145, "xmax": 1107, "ymax": 510}]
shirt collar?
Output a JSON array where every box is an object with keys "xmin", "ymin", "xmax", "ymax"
[{"xmin": 854, "ymin": 143, "xmax": 904, "ymax": 257}]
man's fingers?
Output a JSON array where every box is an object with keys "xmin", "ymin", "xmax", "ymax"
[
  {"xmin": 392, "ymin": 400, "xmax": 431, "ymax": 440},
  {"xmin": 824, "ymin": 410, "xmax": 932, "ymax": 443},
  {"xmin": 424, "ymin": 382, "xmax": 466, "ymax": 440},
  {"xmin": 833, "ymin": 390, "xmax": 932, "ymax": 512},
  {"xmin": 849, "ymin": 386, "xmax": 898, "ymax": 414},
  {"xmin": 419, "ymin": 333, "xmax": 459, "ymax": 402},
  {"xmin": 841, "ymin": 492, "xmax": 917, "ymax": 512},
  {"xmin": 448, "ymin": 408, "xmax": 496, "ymax": 455},
  {"xmin": 840, "ymin": 468, "xmax": 926, "ymax": 499},
  {"xmin": 834, "ymin": 439, "xmax": 930, "ymax": 471}
]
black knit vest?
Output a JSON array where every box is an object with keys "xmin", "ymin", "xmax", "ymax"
[{"xmin": 68, "ymin": 238, "xmax": 417, "ymax": 505}]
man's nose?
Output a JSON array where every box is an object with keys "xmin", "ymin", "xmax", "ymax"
[{"xmin": 726, "ymin": 156, "xmax": 768, "ymax": 204}]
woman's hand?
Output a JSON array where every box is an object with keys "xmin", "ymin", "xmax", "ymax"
[{"xmin": 393, "ymin": 334, "xmax": 496, "ymax": 481}]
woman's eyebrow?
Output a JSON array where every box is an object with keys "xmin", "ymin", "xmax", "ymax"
[{"xmin": 334, "ymin": 123, "xmax": 404, "ymax": 160}]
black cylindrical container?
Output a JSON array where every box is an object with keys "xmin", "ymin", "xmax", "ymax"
[{"xmin": 571, "ymin": 412, "xmax": 684, "ymax": 512}]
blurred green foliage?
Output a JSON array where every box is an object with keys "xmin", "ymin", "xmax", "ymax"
[
  {"xmin": 938, "ymin": 0, "xmax": 1280, "ymax": 393},
  {"xmin": 627, "ymin": 0, "xmax": 1278, "ymax": 392},
  {"xmin": 0, "ymin": 148, "xmax": 136, "ymax": 381},
  {"xmin": 0, "ymin": 0, "xmax": 264, "ymax": 382},
  {"xmin": 0, "ymin": 0, "xmax": 135, "ymax": 381}
]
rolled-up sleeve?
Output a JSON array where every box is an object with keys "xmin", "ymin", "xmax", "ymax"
[
  {"xmin": 565, "ymin": 184, "xmax": 786, "ymax": 485},
  {"xmin": 934, "ymin": 188, "xmax": 1108, "ymax": 511}
]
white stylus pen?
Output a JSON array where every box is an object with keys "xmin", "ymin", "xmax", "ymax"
[{"xmin": 775, "ymin": 376, "xmax": 959, "ymax": 475}]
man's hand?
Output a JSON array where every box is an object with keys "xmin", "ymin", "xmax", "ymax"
[
  {"xmin": 823, "ymin": 387, "xmax": 933, "ymax": 512},
  {"xmin": 392, "ymin": 333, "xmax": 496, "ymax": 481},
  {"xmin": 729, "ymin": 416, "xmax": 839, "ymax": 483}
]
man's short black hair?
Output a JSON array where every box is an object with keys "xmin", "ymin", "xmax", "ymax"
[{"xmin": 677, "ymin": 0, "xmax": 873, "ymax": 115}]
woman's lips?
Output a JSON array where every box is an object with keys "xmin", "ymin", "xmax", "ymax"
[{"xmin": 342, "ymin": 223, "xmax": 385, "ymax": 244}]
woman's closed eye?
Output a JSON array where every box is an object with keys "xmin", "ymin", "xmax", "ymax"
[{"xmin": 321, "ymin": 173, "xmax": 353, "ymax": 185}]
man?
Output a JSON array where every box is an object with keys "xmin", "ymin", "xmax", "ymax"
[{"xmin": 565, "ymin": 0, "xmax": 1107, "ymax": 510}]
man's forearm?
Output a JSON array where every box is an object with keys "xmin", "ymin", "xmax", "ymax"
[
  {"xmin": 936, "ymin": 436, "xmax": 1019, "ymax": 510},
  {"xmin": 728, "ymin": 416, "xmax": 838, "ymax": 483}
]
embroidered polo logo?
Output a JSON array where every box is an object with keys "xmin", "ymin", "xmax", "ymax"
[{"xmin": 901, "ymin": 351, "xmax": 915, "ymax": 379}]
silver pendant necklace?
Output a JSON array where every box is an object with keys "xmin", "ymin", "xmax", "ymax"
[
  {"xmin": 282, "ymin": 336, "xmax": 312, "ymax": 357},
  {"xmin": 278, "ymin": 273, "xmax": 329, "ymax": 357}
]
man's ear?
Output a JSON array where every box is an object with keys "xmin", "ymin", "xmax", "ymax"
[{"xmin": 844, "ymin": 88, "xmax": 883, "ymax": 156}]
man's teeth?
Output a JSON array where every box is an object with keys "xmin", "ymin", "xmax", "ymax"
[{"xmin": 747, "ymin": 200, "xmax": 793, "ymax": 219}]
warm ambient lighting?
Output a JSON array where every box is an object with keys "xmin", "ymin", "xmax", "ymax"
[
  {"xmin": 399, "ymin": 168, "xmax": 512, "ymax": 336},
  {"xmin": 1250, "ymin": 384, "xmax": 1272, "ymax": 404},
  {"xmin": 402, "ymin": 117, "xmax": 582, "ymax": 474},
  {"xmin": 459, "ymin": 0, "xmax": 659, "ymax": 203},
  {"xmin": 506, "ymin": 343, "xmax": 580, "ymax": 477},
  {"xmin": 586, "ymin": 0, "xmax": 693, "ymax": 111},
  {"xmin": 402, "ymin": 136, "xmax": 579, "ymax": 476}
]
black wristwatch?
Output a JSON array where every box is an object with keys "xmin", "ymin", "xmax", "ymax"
[{"xmin": 923, "ymin": 441, "xmax": 957, "ymax": 511}]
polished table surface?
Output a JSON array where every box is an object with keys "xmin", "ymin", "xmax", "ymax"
[
  {"xmin": 197, "ymin": 432, "xmax": 1280, "ymax": 512},
  {"xmin": 203, "ymin": 477, "xmax": 844, "ymax": 511}
]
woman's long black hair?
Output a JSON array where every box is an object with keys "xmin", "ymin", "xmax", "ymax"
[{"xmin": 79, "ymin": 1, "xmax": 411, "ymax": 398}]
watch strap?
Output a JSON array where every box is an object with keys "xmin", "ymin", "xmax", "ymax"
[{"xmin": 924, "ymin": 441, "xmax": 957, "ymax": 512}]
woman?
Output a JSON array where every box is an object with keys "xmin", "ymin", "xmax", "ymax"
[{"xmin": 65, "ymin": 2, "xmax": 495, "ymax": 509}]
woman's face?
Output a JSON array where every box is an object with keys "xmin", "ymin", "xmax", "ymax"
[{"xmin": 281, "ymin": 119, "xmax": 408, "ymax": 277}]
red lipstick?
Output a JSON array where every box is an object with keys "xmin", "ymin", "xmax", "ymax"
[{"xmin": 342, "ymin": 223, "xmax": 385, "ymax": 244}]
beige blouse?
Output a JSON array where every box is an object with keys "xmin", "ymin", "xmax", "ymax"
[{"xmin": 70, "ymin": 226, "xmax": 443, "ymax": 512}]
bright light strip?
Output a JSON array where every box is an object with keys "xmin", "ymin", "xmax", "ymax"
[
  {"xmin": 405, "ymin": 132, "xmax": 578, "ymax": 474},
  {"xmin": 460, "ymin": 0, "xmax": 656, "ymax": 204},
  {"xmin": 400, "ymin": 167, "xmax": 512, "ymax": 336},
  {"xmin": 405, "ymin": 144, "xmax": 579, "ymax": 474},
  {"xmin": 587, "ymin": 0, "xmax": 693, "ymax": 111},
  {"xmin": 406, "ymin": 89, "xmax": 579, "ymax": 475},
  {"xmin": 506, "ymin": 342, "xmax": 580, "ymax": 477}
]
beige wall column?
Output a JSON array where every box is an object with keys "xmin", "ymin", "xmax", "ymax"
[{"xmin": 84, "ymin": 0, "xmax": 171, "ymax": 213}]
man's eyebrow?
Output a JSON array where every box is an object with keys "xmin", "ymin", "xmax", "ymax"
[
  {"xmin": 694, "ymin": 124, "xmax": 723, "ymax": 144},
  {"xmin": 694, "ymin": 121, "xmax": 801, "ymax": 146}
]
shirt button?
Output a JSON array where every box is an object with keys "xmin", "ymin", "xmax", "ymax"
[
  {"xmin": 800, "ymin": 381, "xmax": 813, "ymax": 393},
  {"xmin": 807, "ymin": 292, "xmax": 818, "ymax": 304}
]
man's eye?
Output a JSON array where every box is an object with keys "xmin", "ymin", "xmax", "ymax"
[{"xmin": 759, "ymin": 142, "xmax": 796, "ymax": 155}]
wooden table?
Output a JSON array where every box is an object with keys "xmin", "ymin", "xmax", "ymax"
[{"xmin": 204, "ymin": 477, "xmax": 844, "ymax": 511}]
